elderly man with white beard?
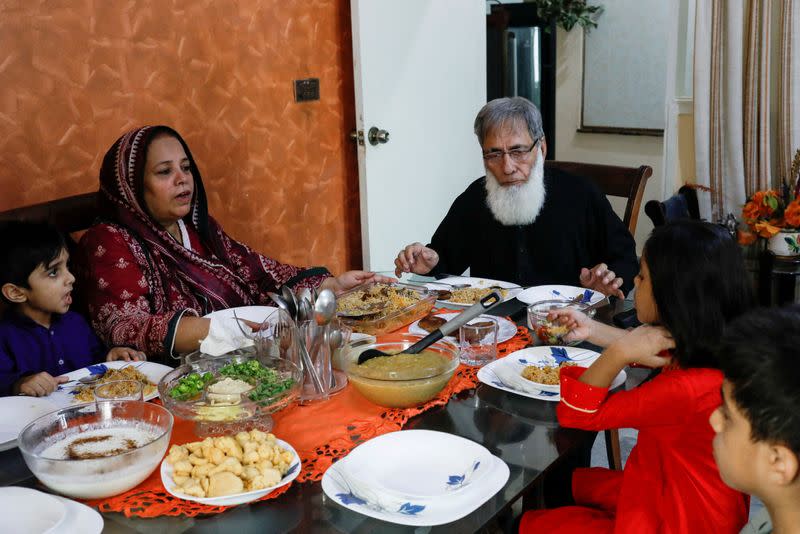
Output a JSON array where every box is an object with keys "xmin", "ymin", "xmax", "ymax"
[{"xmin": 393, "ymin": 97, "xmax": 638, "ymax": 298}]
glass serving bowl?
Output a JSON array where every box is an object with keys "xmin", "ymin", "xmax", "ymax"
[
  {"xmin": 337, "ymin": 281, "xmax": 437, "ymax": 335},
  {"xmin": 343, "ymin": 333, "xmax": 459, "ymax": 408},
  {"xmin": 18, "ymin": 400, "xmax": 173, "ymax": 499},
  {"xmin": 527, "ymin": 299, "xmax": 597, "ymax": 345},
  {"xmin": 159, "ymin": 349, "xmax": 301, "ymax": 436}
]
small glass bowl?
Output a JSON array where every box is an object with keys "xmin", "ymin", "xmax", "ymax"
[
  {"xmin": 344, "ymin": 333, "xmax": 459, "ymax": 408},
  {"xmin": 527, "ymin": 299, "xmax": 597, "ymax": 345}
]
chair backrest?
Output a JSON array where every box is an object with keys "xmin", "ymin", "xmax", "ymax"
[
  {"xmin": 544, "ymin": 161, "xmax": 653, "ymax": 235},
  {"xmin": 0, "ymin": 192, "xmax": 99, "ymax": 235},
  {"xmin": 0, "ymin": 192, "xmax": 100, "ymax": 316},
  {"xmin": 644, "ymin": 185, "xmax": 700, "ymax": 227}
]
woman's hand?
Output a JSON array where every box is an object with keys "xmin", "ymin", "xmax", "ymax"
[
  {"xmin": 106, "ymin": 347, "xmax": 147, "ymax": 362},
  {"xmin": 547, "ymin": 307, "xmax": 596, "ymax": 343},
  {"xmin": 321, "ymin": 271, "xmax": 396, "ymax": 294},
  {"xmin": 607, "ymin": 325, "xmax": 675, "ymax": 368}
]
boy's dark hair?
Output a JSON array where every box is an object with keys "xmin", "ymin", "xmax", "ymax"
[
  {"xmin": 642, "ymin": 220, "xmax": 755, "ymax": 369},
  {"xmin": 718, "ymin": 306, "xmax": 800, "ymax": 456},
  {"xmin": 0, "ymin": 220, "xmax": 67, "ymax": 303}
]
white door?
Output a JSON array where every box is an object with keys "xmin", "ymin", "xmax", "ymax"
[{"xmin": 351, "ymin": 0, "xmax": 487, "ymax": 272}]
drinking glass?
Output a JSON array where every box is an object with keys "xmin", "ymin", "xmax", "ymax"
[
  {"xmin": 94, "ymin": 380, "xmax": 144, "ymax": 404},
  {"xmin": 458, "ymin": 318, "xmax": 499, "ymax": 367}
]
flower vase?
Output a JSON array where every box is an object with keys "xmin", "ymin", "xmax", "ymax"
[{"xmin": 767, "ymin": 229, "xmax": 800, "ymax": 258}]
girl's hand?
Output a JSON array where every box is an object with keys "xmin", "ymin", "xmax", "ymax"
[
  {"xmin": 609, "ymin": 325, "xmax": 675, "ymax": 368},
  {"xmin": 547, "ymin": 307, "xmax": 595, "ymax": 343},
  {"xmin": 321, "ymin": 271, "xmax": 396, "ymax": 294},
  {"xmin": 106, "ymin": 347, "xmax": 147, "ymax": 362}
]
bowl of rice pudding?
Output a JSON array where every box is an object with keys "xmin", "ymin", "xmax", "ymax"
[{"xmin": 18, "ymin": 401, "xmax": 173, "ymax": 499}]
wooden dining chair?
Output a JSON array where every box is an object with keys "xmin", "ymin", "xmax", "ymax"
[
  {"xmin": 644, "ymin": 185, "xmax": 701, "ymax": 227},
  {"xmin": 544, "ymin": 161, "xmax": 652, "ymax": 471},
  {"xmin": 0, "ymin": 192, "xmax": 100, "ymax": 315},
  {"xmin": 545, "ymin": 161, "xmax": 653, "ymax": 235}
]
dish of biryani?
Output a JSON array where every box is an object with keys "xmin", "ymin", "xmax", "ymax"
[
  {"xmin": 337, "ymin": 284, "xmax": 421, "ymax": 318},
  {"xmin": 520, "ymin": 361, "xmax": 577, "ymax": 386},
  {"xmin": 73, "ymin": 366, "xmax": 157, "ymax": 403},
  {"xmin": 446, "ymin": 287, "xmax": 509, "ymax": 305}
]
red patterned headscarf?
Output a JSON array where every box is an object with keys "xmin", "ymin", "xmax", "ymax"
[{"xmin": 97, "ymin": 125, "xmax": 256, "ymax": 310}]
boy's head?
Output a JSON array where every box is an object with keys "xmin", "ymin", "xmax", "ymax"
[
  {"xmin": 0, "ymin": 221, "xmax": 74, "ymax": 320},
  {"xmin": 710, "ymin": 306, "xmax": 800, "ymax": 500}
]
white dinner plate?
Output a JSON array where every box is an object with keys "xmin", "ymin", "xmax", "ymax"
[
  {"xmin": 322, "ymin": 442, "xmax": 509, "ymax": 527},
  {"xmin": 203, "ymin": 305, "xmax": 279, "ymax": 324},
  {"xmin": 52, "ymin": 361, "xmax": 173, "ymax": 406},
  {"xmin": 0, "ymin": 486, "xmax": 66, "ymax": 533},
  {"xmin": 161, "ymin": 438, "xmax": 301, "ymax": 506},
  {"xmin": 408, "ymin": 312, "xmax": 518, "ymax": 344},
  {"xmin": 425, "ymin": 277, "xmax": 521, "ymax": 308},
  {"xmin": 0, "ymin": 397, "xmax": 58, "ymax": 451},
  {"xmin": 478, "ymin": 347, "xmax": 626, "ymax": 401},
  {"xmin": 340, "ymin": 430, "xmax": 494, "ymax": 500},
  {"xmin": 516, "ymin": 284, "xmax": 604, "ymax": 306},
  {"xmin": 51, "ymin": 494, "xmax": 103, "ymax": 534},
  {"xmin": 499, "ymin": 346, "xmax": 602, "ymax": 393}
]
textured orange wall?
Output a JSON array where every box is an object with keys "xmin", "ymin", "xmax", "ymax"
[{"xmin": 0, "ymin": 0, "xmax": 361, "ymax": 274}]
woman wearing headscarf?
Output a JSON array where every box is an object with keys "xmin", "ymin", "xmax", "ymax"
[{"xmin": 80, "ymin": 125, "xmax": 381, "ymax": 359}]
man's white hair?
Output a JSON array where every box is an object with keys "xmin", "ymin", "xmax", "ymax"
[{"xmin": 484, "ymin": 152, "xmax": 546, "ymax": 226}]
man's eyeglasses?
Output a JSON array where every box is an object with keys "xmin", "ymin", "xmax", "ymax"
[{"xmin": 482, "ymin": 138, "xmax": 540, "ymax": 163}]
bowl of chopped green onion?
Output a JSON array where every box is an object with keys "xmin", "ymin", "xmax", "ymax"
[{"xmin": 158, "ymin": 349, "xmax": 301, "ymax": 436}]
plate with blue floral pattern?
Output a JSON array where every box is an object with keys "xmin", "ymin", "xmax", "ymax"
[
  {"xmin": 478, "ymin": 346, "xmax": 626, "ymax": 400},
  {"xmin": 516, "ymin": 285, "xmax": 604, "ymax": 306},
  {"xmin": 322, "ymin": 435, "xmax": 509, "ymax": 526}
]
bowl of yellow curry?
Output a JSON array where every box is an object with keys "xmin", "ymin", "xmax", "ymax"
[{"xmin": 344, "ymin": 333, "xmax": 459, "ymax": 408}]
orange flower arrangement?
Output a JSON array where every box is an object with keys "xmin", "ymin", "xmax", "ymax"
[
  {"xmin": 739, "ymin": 149, "xmax": 800, "ymax": 246},
  {"xmin": 740, "ymin": 190, "xmax": 786, "ymax": 240}
]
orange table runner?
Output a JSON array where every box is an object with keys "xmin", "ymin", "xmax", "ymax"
[{"xmin": 88, "ymin": 314, "xmax": 531, "ymax": 518}]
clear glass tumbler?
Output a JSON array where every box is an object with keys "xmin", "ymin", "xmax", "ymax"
[{"xmin": 458, "ymin": 317, "xmax": 499, "ymax": 367}]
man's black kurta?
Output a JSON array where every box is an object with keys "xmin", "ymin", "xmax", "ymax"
[{"xmin": 427, "ymin": 167, "xmax": 639, "ymax": 294}]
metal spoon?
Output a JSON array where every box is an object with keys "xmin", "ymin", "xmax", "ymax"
[
  {"xmin": 268, "ymin": 292, "xmax": 293, "ymax": 316},
  {"xmin": 281, "ymin": 285, "xmax": 299, "ymax": 320},
  {"xmin": 357, "ymin": 291, "xmax": 502, "ymax": 364},
  {"xmin": 427, "ymin": 280, "xmax": 471, "ymax": 289},
  {"xmin": 313, "ymin": 290, "xmax": 337, "ymax": 388},
  {"xmin": 78, "ymin": 373, "xmax": 104, "ymax": 385},
  {"xmin": 314, "ymin": 289, "xmax": 337, "ymax": 326},
  {"xmin": 297, "ymin": 287, "xmax": 312, "ymax": 307}
]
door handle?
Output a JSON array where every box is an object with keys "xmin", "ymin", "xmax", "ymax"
[
  {"xmin": 368, "ymin": 127, "xmax": 390, "ymax": 146},
  {"xmin": 349, "ymin": 129, "xmax": 365, "ymax": 146}
]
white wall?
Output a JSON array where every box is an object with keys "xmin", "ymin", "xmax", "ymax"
[{"xmin": 555, "ymin": 27, "xmax": 665, "ymax": 251}]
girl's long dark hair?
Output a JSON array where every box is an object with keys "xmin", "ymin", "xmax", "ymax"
[{"xmin": 642, "ymin": 220, "xmax": 755, "ymax": 369}]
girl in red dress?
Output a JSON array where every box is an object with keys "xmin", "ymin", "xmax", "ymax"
[{"xmin": 520, "ymin": 221, "xmax": 755, "ymax": 534}]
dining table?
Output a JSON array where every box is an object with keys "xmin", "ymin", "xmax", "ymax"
[{"xmin": 0, "ymin": 285, "xmax": 650, "ymax": 534}]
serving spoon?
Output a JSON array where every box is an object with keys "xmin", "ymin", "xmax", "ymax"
[{"xmin": 356, "ymin": 291, "xmax": 502, "ymax": 364}]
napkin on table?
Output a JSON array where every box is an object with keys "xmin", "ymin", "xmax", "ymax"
[
  {"xmin": 492, "ymin": 364, "xmax": 552, "ymax": 395},
  {"xmin": 200, "ymin": 316, "xmax": 254, "ymax": 356}
]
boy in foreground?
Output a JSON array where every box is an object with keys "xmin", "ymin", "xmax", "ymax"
[{"xmin": 710, "ymin": 306, "xmax": 800, "ymax": 534}]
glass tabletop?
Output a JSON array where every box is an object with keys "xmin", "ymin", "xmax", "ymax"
[{"xmin": 0, "ymin": 296, "xmax": 646, "ymax": 533}]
